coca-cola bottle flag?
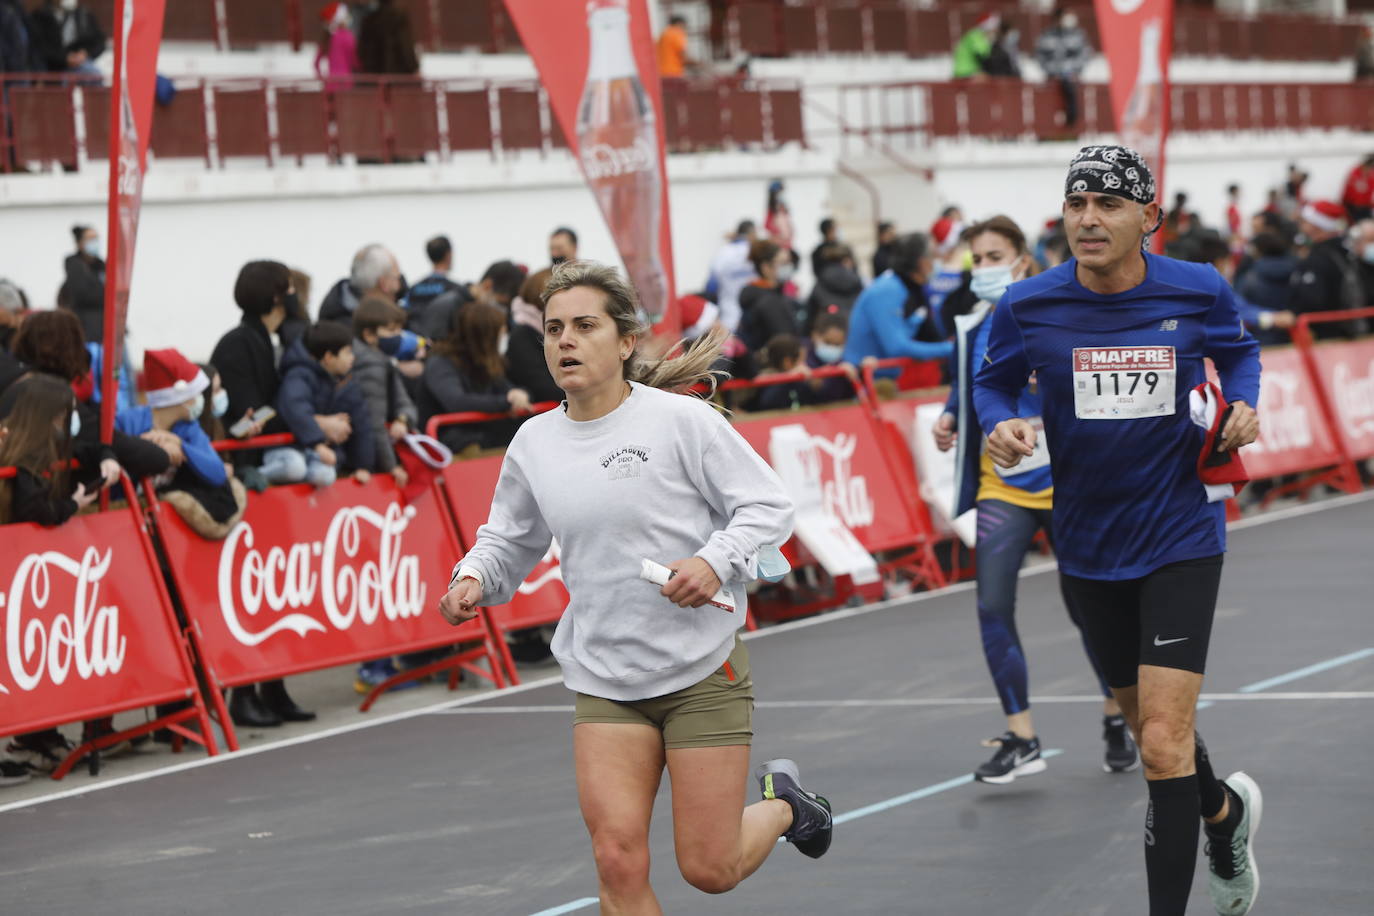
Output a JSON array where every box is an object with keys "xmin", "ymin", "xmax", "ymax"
[{"xmin": 503, "ymin": 0, "xmax": 678, "ymax": 336}]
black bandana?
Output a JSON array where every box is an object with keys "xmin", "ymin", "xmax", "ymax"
[{"xmin": 1064, "ymin": 145, "xmax": 1157, "ymax": 205}]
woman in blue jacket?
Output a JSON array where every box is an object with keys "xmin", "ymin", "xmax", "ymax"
[{"xmin": 933, "ymin": 216, "xmax": 1134, "ymax": 783}]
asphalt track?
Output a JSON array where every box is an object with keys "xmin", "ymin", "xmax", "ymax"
[{"xmin": 4, "ymin": 495, "xmax": 1372, "ymax": 915}]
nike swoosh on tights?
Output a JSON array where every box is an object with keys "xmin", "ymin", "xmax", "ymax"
[{"xmin": 1153, "ymin": 636, "xmax": 1189, "ymax": 646}]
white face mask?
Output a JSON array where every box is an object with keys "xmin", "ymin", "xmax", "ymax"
[
  {"xmin": 776, "ymin": 263, "xmax": 795, "ymax": 284},
  {"xmin": 497, "ymin": 334, "xmax": 509, "ymax": 357},
  {"xmin": 212, "ymin": 389, "xmax": 229, "ymax": 418},
  {"xmin": 69, "ymin": 410, "xmax": 81, "ymax": 438},
  {"xmin": 1062, "ymin": 13, "xmax": 1078, "ymax": 29},
  {"xmin": 970, "ymin": 264, "xmax": 1016, "ymax": 303},
  {"xmin": 82, "ymin": 238, "xmax": 102, "ymax": 259},
  {"xmin": 186, "ymin": 394, "xmax": 204, "ymax": 422},
  {"xmin": 60, "ymin": 0, "xmax": 78, "ymax": 10}
]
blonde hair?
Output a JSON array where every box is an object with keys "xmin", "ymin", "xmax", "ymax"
[{"xmin": 541, "ymin": 260, "xmax": 728, "ymax": 395}]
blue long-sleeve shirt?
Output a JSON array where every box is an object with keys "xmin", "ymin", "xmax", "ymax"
[
  {"xmin": 843, "ymin": 271, "xmax": 954, "ymax": 370},
  {"xmin": 972, "ymin": 255, "xmax": 1260, "ymax": 580},
  {"xmin": 115, "ymin": 405, "xmax": 227, "ymax": 487}
]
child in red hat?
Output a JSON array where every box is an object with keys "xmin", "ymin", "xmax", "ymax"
[{"xmin": 116, "ymin": 347, "xmax": 227, "ymax": 491}]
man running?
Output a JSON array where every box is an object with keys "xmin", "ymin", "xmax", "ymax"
[{"xmin": 973, "ymin": 146, "xmax": 1263, "ymax": 916}]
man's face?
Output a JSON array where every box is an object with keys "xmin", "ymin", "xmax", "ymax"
[
  {"xmin": 1063, "ymin": 192, "xmax": 1154, "ymax": 271},
  {"xmin": 549, "ymin": 233, "xmax": 576, "ymax": 264}
]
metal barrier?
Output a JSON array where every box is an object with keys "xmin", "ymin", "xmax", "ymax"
[{"xmin": 0, "ymin": 73, "xmax": 804, "ymax": 173}]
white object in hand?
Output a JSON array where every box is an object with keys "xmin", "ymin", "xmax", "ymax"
[{"xmin": 639, "ymin": 559, "xmax": 736, "ymax": 612}]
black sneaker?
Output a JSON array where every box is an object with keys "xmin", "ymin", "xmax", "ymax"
[
  {"xmin": 5, "ymin": 730, "xmax": 73, "ymax": 774},
  {"xmin": 974, "ymin": 732, "xmax": 1046, "ymax": 784},
  {"xmin": 754, "ymin": 758, "xmax": 833, "ymax": 859},
  {"xmin": 0, "ymin": 760, "xmax": 31, "ymax": 786},
  {"xmin": 1103, "ymin": 715, "xmax": 1140, "ymax": 773}
]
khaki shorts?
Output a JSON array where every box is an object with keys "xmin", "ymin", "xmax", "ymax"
[{"xmin": 573, "ymin": 636, "xmax": 754, "ymax": 750}]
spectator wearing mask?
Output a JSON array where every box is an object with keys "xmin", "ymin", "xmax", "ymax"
[
  {"xmin": 953, "ymin": 12, "xmax": 999, "ymax": 79},
  {"xmin": 753, "ymin": 334, "xmax": 816, "ymax": 412},
  {"xmin": 269, "ymin": 321, "xmax": 375, "ymax": 488},
  {"xmin": 927, "ymin": 210, "xmax": 969, "ymax": 321},
  {"xmin": 416, "ymin": 258, "xmax": 526, "ymax": 343},
  {"xmin": 805, "ymin": 311, "xmax": 857, "ymax": 404},
  {"xmin": 1342, "ymin": 154, "xmax": 1374, "ymax": 223},
  {"xmin": 804, "ymin": 243, "xmax": 863, "ymax": 334},
  {"xmin": 5, "ymin": 310, "xmax": 171, "ymax": 488},
  {"xmin": 59, "ymin": 223, "xmax": 105, "ymax": 344},
  {"xmin": 351, "ymin": 294, "xmax": 418, "ymax": 485},
  {"xmin": 357, "ymin": 0, "xmax": 418, "ymax": 75},
  {"xmin": 707, "ymin": 220, "xmax": 757, "ymax": 333},
  {"xmin": 983, "ymin": 20, "xmax": 1021, "ymax": 78},
  {"xmin": 314, "ymin": 2, "xmax": 359, "ymax": 92},
  {"xmin": 678, "ymin": 293, "xmax": 756, "ymax": 391},
  {"xmin": 1180, "ymin": 230, "xmax": 1295, "ymax": 346},
  {"xmin": 549, "ymin": 226, "xmax": 579, "ymax": 267},
  {"xmin": 1289, "ymin": 200, "xmax": 1365, "ymax": 339},
  {"xmin": 738, "ymin": 239, "xmax": 802, "ymax": 352},
  {"xmin": 419, "ymin": 301, "xmax": 531, "ymax": 457},
  {"xmin": 843, "ymin": 232, "xmax": 954, "ymax": 382},
  {"xmin": 406, "ymin": 235, "xmax": 461, "ymax": 328},
  {"xmin": 872, "ymin": 220, "xmax": 898, "ymax": 278},
  {"xmin": 507, "ymin": 269, "xmax": 563, "ymax": 404},
  {"xmin": 319, "ymin": 243, "xmax": 404, "ymax": 327},
  {"xmin": 656, "ymin": 14, "xmax": 694, "ymax": 79},
  {"xmin": 1035, "ymin": 8, "xmax": 1090, "ymax": 128},
  {"xmin": 810, "ymin": 218, "xmax": 840, "ymax": 280},
  {"xmin": 30, "ymin": 0, "xmax": 103, "ymax": 76},
  {"xmin": 1237, "ymin": 232, "xmax": 1300, "ymax": 345}
]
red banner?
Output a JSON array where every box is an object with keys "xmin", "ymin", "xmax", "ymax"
[
  {"xmin": 502, "ymin": 0, "xmax": 678, "ymax": 335},
  {"xmin": 0, "ymin": 510, "xmax": 198, "ymax": 735},
  {"xmin": 1307, "ymin": 338, "xmax": 1374, "ymax": 461},
  {"xmin": 1094, "ymin": 0, "xmax": 1173, "ymax": 252},
  {"xmin": 100, "ymin": 0, "xmax": 167, "ymax": 442},
  {"xmin": 155, "ymin": 477, "xmax": 490, "ymax": 687}
]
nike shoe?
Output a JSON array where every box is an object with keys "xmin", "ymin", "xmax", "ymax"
[
  {"xmin": 1205, "ymin": 771, "xmax": 1262, "ymax": 916},
  {"xmin": 974, "ymin": 732, "xmax": 1046, "ymax": 784},
  {"xmin": 754, "ymin": 758, "xmax": 833, "ymax": 859},
  {"xmin": 1103, "ymin": 715, "xmax": 1140, "ymax": 773}
]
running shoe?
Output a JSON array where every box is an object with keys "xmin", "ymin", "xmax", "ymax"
[
  {"xmin": 5, "ymin": 730, "xmax": 74, "ymax": 774},
  {"xmin": 1103, "ymin": 715, "xmax": 1140, "ymax": 773},
  {"xmin": 0, "ymin": 760, "xmax": 31, "ymax": 786},
  {"xmin": 353, "ymin": 659, "xmax": 418, "ymax": 695},
  {"xmin": 974, "ymin": 732, "xmax": 1046, "ymax": 784},
  {"xmin": 754, "ymin": 758, "xmax": 833, "ymax": 859},
  {"xmin": 1205, "ymin": 771, "xmax": 1262, "ymax": 916}
]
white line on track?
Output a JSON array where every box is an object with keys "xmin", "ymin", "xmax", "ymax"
[{"xmin": 2, "ymin": 488, "xmax": 1370, "ymax": 817}]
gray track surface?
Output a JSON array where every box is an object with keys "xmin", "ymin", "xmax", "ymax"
[{"xmin": 5, "ymin": 499, "xmax": 1373, "ymax": 915}]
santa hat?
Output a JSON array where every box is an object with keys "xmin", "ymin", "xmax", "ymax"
[
  {"xmin": 930, "ymin": 217, "xmax": 965, "ymax": 255},
  {"xmin": 976, "ymin": 12, "xmax": 1001, "ymax": 30},
  {"xmin": 144, "ymin": 348, "xmax": 208, "ymax": 409},
  {"xmin": 1301, "ymin": 200, "xmax": 1346, "ymax": 234},
  {"xmin": 1189, "ymin": 382, "xmax": 1248, "ymax": 503},
  {"xmin": 678, "ymin": 294, "xmax": 720, "ymax": 341},
  {"xmin": 319, "ymin": 2, "xmax": 348, "ymax": 25}
]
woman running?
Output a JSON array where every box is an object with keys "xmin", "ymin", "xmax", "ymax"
[
  {"xmin": 439, "ymin": 261, "xmax": 832, "ymax": 911},
  {"xmin": 933, "ymin": 216, "xmax": 1138, "ymax": 783}
]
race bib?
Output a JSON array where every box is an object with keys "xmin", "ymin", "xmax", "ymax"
[
  {"xmin": 993, "ymin": 416, "xmax": 1050, "ymax": 477},
  {"xmin": 1073, "ymin": 347, "xmax": 1176, "ymax": 420}
]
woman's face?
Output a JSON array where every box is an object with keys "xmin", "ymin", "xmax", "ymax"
[
  {"xmin": 543, "ymin": 286, "xmax": 630, "ymax": 395},
  {"xmin": 970, "ymin": 231, "xmax": 1028, "ymax": 280}
]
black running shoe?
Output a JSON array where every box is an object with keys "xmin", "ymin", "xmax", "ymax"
[
  {"xmin": 974, "ymin": 732, "xmax": 1045, "ymax": 784},
  {"xmin": 0, "ymin": 760, "xmax": 31, "ymax": 786},
  {"xmin": 755, "ymin": 758, "xmax": 833, "ymax": 859},
  {"xmin": 1103, "ymin": 715, "xmax": 1140, "ymax": 773}
]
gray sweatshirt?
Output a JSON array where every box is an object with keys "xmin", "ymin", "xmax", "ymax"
[{"xmin": 456, "ymin": 382, "xmax": 794, "ymax": 701}]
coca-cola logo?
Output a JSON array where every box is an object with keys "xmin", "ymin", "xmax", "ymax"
[
  {"xmin": 1249, "ymin": 370, "xmax": 1313, "ymax": 455},
  {"xmin": 217, "ymin": 504, "xmax": 427, "ymax": 647},
  {"xmin": 1333, "ymin": 359, "xmax": 1374, "ymax": 440},
  {"xmin": 0, "ymin": 548, "xmax": 127, "ymax": 694},
  {"xmin": 580, "ymin": 136, "xmax": 655, "ymax": 180},
  {"xmin": 805, "ymin": 433, "xmax": 875, "ymax": 529}
]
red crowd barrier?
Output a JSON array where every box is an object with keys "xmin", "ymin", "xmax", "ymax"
[{"xmin": 0, "ymin": 473, "xmax": 219, "ymax": 778}]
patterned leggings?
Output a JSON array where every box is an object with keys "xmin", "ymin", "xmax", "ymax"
[{"xmin": 975, "ymin": 498, "xmax": 1112, "ymax": 716}]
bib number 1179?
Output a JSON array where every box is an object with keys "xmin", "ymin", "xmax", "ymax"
[{"xmin": 1073, "ymin": 347, "xmax": 1176, "ymax": 419}]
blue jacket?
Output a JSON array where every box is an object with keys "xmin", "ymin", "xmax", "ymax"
[
  {"xmin": 944, "ymin": 302, "xmax": 1051, "ymax": 517},
  {"xmin": 115, "ymin": 406, "xmax": 226, "ymax": 487},
  {"xmin": 842, "ymin": 271, "xmax": 953, "ymax": 374},
  {"xmin": 276, "ymin": 340, "xmax": 375, "ymax": 471}
]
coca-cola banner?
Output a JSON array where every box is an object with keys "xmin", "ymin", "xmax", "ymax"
[
  {"xmin": 99, "ymin": 0, "xmax": 166, "ymax": 442},
  {"xmin": 1094, "ymin": 0, "xmax": 1173, "ymax": 249},
  {"xmin": 0, "ymin": 510, "xmax": 197, "ymax": 735},
  {"xmin": 1306, "ymin": 338, "xmax": 1374, "ymax": 461},
  {"xmin": 502, "ymin": 0, "xmax": 678, "ymax": 335},
  {"xmin": 156, "ymin": 478, "xmax": 486, "ymax": 686},
  {"xmin": 444, "ymin": 456, "xmax": 568, "ymax": 635}
]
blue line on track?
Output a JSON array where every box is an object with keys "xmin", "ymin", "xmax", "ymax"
[{"xmin": 1237, "ymin": 647, "xmax": 1374, "ymax": 694}]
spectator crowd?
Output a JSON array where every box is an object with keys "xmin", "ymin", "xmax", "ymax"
[{"xmin": 3, "ymin": 150, "xmax": 1374, "ymax": 786}]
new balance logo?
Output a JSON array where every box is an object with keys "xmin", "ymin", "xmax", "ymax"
[
  {"xmin": 1153, "ymin": 635, "xmax": 1189, "ymax": 646},
  {"xmin": 1159, "ymin": 319, "xmax": 1179, "ymax": 331}
]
